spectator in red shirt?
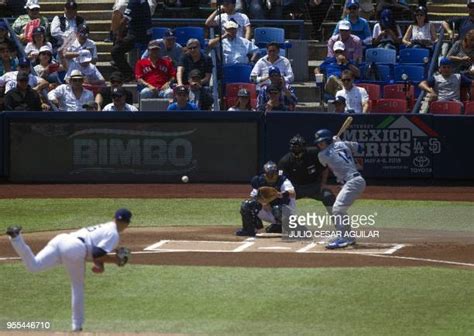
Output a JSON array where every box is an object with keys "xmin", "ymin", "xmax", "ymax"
[{"xmin": 135, "ymin": 40, "xmax": 176, "ymax": 99}]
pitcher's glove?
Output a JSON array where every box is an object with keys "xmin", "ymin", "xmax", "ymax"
[
  {"xmin": 115, "ymin": 247, "xmax": 130, "ymax": 267},
  {"xmin": 256, "ymin": 186, "xmax": 280, "ymax": 204}
]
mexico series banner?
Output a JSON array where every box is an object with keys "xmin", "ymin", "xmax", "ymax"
[{"xmin": 265, "ymin": 113, "xmax": 472, "ymax": 179}]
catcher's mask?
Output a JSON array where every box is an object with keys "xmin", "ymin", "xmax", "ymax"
[
  {"xmin": 314, "ymin": 129, "xmax": 333, "ymax": 146},
  {"xmin": 263, "ymin": 161, "xmax": 278, "ymax": 183},
  {"xmin": 289, "ymin": 134, "xmax": 306, "ymax": 159}
]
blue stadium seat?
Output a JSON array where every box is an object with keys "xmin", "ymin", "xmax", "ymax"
[
  {"xmin": 394, "ymin": 64, "xmax": 425, "ymax": 82},
  {"xmin": 151, "ymin": 27, "xmax": 171, "ymax": 40},
  {"xmin": 254, "ymin": 27, "xmax": 285, "ymax": 47},
  {"xmin": 174, "ymin": 26, "xmax": 205, "ymax": 48},
  {"xmin": 365, "ymin": 48, "xmax": 397, "ymax": 64},
  {"xmin": 223, "ymin": 63, "xmax": 253, "ymax": 85},
  {"xmin": 399, "ymin": 48, "xmax": 430, "ymax": 65},
  {"xmin": 254, "ymin": 27, "xmax": 290, "ymax": 57},
  {"xmin": 360, "ymin": 64, "xmax": 393, "ymax": 82}
]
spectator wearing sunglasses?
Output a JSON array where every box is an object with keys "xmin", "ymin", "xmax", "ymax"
[
  {"xmin": 402, "ymin": 6, "xmax": 437, "ymax": 48},
  {"xmin": 335, "ymin": 69, "xmax": 369, "ymax": 113},
  {"xmin": 176, "ymin": 39, "xmax": 213, "ymax": 86}
]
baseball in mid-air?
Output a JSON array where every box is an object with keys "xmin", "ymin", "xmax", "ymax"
[{"xmin": 181, "ymin": 175, "xmax": 189, "ymax": 183}]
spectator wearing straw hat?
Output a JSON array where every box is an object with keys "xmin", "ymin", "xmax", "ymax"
[{"xmin": 47, "ymin": 69, "xmax": 94, "ymax": 111}]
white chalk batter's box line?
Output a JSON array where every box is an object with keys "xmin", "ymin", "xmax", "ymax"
[{"xmin": 143, "ymin": 240, "xmax": 406, "ymax": 255}]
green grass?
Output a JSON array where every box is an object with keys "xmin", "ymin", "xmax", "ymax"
[
  {"xmin": 0, "ymin": 264, "xmax": 473, "ymax": 335},
  {"xmin": 0, "ymin": 198, "xmax": 473, "ymax": 233}
]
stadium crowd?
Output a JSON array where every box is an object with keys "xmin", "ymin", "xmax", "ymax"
[{"xmin": 0, "ymin": 0, "xmax": 474, "ymax": 113}]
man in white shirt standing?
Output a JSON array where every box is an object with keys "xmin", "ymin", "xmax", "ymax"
[
  {"xmin": 47, "ymin": 70, "xmax": 94, "ymax": 111},
  {"xmin": 6, "ymin": 208, "xmax": 132, "ymax": 332},
  {"xmin": 205, "ymin": 0, "xmax": 251, "ymax": 40},
  {"xmin": 335, "ymin": 69, "xmax": 369, "ymax": 113},
  {"xmin": 103, "ymin": 87, "xmax": 138, "ymax": 111}
]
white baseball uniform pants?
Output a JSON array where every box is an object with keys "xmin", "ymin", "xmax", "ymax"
[
  {"xmin": 333, "ymin": 175, "xmax": 366, "ymax": 237},
  {"xmin": 9, "ymin": 233, "xmax": 87, "ymax": 331}
]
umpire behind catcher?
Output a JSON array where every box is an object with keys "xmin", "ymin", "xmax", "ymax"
[{"xmin": 278, "ymin": 134, "xmax": 335, "ymax": 214}]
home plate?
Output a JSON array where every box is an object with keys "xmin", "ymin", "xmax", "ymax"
[{"xmin": 256, "ymin": 233, "xmax": 282, "ymax": 238}]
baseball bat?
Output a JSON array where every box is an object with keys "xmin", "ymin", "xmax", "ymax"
[{"xmin": 336, "ymin": 116, "xmax": 353, "ymax": 138}]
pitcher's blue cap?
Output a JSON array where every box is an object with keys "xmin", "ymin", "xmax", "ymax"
[{"xmin": 115, "ymin": 208, "xmax": 132, "ymax": 222}]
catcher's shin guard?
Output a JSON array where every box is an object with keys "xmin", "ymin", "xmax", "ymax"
[
  {"xmin": 271, "ymin": 205, "xmax": 283, "ymax": 224},
  {"xmin": 240, "ymin": 199, "xmax": 263, "ymax": 234}
]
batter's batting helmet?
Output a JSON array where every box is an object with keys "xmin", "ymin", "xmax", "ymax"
[
  {"xmin": 314, "ymin": 129, "xmax": 333, "ymax": 145},
  {"xmin": 289, "ymin": 134, "xmax": 306, "ymax": 156}
]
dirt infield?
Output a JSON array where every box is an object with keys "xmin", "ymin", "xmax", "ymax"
[{"xmin": 0, "ymin": 184, "xmax": 473, "ymax": 269}]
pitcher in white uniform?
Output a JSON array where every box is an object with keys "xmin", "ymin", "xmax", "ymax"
[
  {"xmin": 5, "ymin": 208, "xmax": 132, "ymax": 332},
  {"xmin": 314, "ymin": 129, "xmax": 366, "ymax": 249}
]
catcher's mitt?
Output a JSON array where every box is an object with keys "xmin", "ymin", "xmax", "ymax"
[
  {"xmin": 256, "ymin": 186, "xmax": 280, "ymax": 204},
  {"xmin": 115, "ymin": 247, "xmax": 130, "ymax": 267}
]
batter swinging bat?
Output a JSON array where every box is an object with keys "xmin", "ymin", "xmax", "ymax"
[{"xmin": 336, "ymin": 116, "xmax": 353, "ymax": 138}]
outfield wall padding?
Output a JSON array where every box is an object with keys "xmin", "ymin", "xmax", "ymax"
[
  {"xmin": 4, "ymin": 112, "xmax": 263, "ymax": 183},
  {"xmin": 2, "ymin": 111, "xmax": 474, "ymax": 182}
]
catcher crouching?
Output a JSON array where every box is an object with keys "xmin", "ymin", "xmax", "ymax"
[{"xmin": 236, "ymin": 161, "xmax": 296, "ymax": 236}]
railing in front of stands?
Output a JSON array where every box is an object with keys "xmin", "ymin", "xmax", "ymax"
[
  {"xmin": 208, "ymin": 27, "xmax": 220, "ymax": 111},
  {"xmin": 411, "ymin": 26, "xmax": 445, "ymax": 114},
  {"xmin": 1, "ymin": 18, "xmax": 32, "ymax": 74},
  {"xmin": 152, "ymin": 18, "xmax": 305, "ymax": 40}
]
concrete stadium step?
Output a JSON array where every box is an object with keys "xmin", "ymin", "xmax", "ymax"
[
  {"xmin": 295, "ymin": 101, "xmax": 324, "ymax": 112},
  {"xmin": 430, "ymin": 0, "xmax": 468, "ymax": 3},
  {"xmin": 428, "ymin": 4, "xmax": 468, "ymax": 14},
  {"xmin": 42, "ymin": 10, "xmax": 112, "ymax": 21},
  {"xmin": 292, "ymin": 82, "xmax": 317, "ymax": 103},
  {"xmin": 89, "ymin": 31, "xmax": 110, "ymax": 41},
  {"xmin": 79, "ymin": 20, "xmax": 111, "ymax": 32},
  {"xmin": 98, "ymin": 52, "xmax": 111, "ymax": 62},
  {"xmin": 40, "ymin": 0, "xmax": 114, "ymax": 2},
  {"xmin": 430, "ymin": 12, "xmax": 467, "ymax": 19},
  {"xmin": 96, "ymin": 42, "xmax": 113, "ymax": 53},
  {"xmin": 40, "ymin": 2, "xmax": 114, "ymax": 11}
]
